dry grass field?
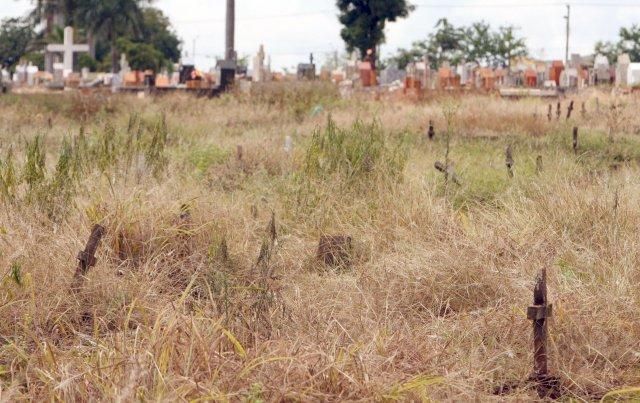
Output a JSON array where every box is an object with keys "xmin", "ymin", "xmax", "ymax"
[{"xmin": 0, "ymin": 84, "xmax": 639, "ymax": 401}]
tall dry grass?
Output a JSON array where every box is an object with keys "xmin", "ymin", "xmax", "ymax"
[{"xmin": 0, "ymin": 84, "xmax": 639, "ymax": 401}]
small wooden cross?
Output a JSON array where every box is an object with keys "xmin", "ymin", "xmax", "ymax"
[{"xmin": 73, "ymin": 224, "xmax": 105, "ymax": 283}]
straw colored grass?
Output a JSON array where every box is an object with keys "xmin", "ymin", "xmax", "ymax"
[{"xmin": 0, "ymin": 84, "xmax": 639, "ymax": 401}]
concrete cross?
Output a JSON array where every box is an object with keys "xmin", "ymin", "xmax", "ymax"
[{"xmin": 46, "ymin": 26, "xmax": 89, "ymax": 75}]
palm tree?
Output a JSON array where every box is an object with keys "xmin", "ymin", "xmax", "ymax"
[
  {"xmin": 76, "ymin": 0, "xmax": 149, "ymax": 73},
  {"xmin": 30, "ymin": 0, "xmax": 79, "ymax": 32}
]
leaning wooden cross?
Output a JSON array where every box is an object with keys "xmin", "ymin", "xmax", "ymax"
[
  {"xmin": 566, "ymin": 101, "xmax": 574, "ymax": 120},
  {"xmin": 72, "ymin": 224, "xmax": 105, "ymax": 288}
]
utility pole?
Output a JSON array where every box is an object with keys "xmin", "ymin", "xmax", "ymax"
[
  {"xmin": 564, "ymin": 4, "xmax": 570, "ymax": 66},
  {"xmin": 225, "ymin": 0, "xmax": 235, "ymax": 62}
]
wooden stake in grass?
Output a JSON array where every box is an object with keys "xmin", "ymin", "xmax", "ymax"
[
  {"xmin": 428, "ymin": 120, "xmax": 435, "ymax": 141},
  {"xmin": 505, "ymin": 145, "xmax": 514, "ymax": 178},
  {"xmin": 317, "ymin": 235, "xmax": 352, "ymax": 268},
  {"xmin": 527, "ymin": 268, "xmax": 560, "ymax": 398},
  {"xmin": 572, "ymin": 127, "xmax": 579, "ymax": 155},
  {"xmin": 73, "ymin": 224, "xmax": 105, "ymax": 288},
  {"xmin": 581, "ymin": 102, "xmax": 586, "ymax": 118},
  {"xmin": 547, "ymin": 104, "xmax": 552, "ymax": 122},
  {"xmin": 536, "ymin": 155, "xmax": 543, "ymax": 175},
  {"xmin": 556, "ymin": 102, "xmax": 561, "ymax": 120},
  {"xmin": 566, "ymin": 101, "xmax": 574, "ymax": 120}
]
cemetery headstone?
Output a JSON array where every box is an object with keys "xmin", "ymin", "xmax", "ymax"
[
  {"xmin": 628, "ymin": 63, "xmax": 640, "ymax": 86},
  {"xmin": 26, "ymin": 63, "xmax": 38, "ymax": 86},
  {"xmin": 45, "ymin": 26, "xmax": 89, "ymax": 76},
  {"xmin": 252, "ymin": 44, "xmax": 266, "ymax": 82},
  {"xmin": 616, "ymin": 53, "xmax": 631, "ymax": 87},
  {"xmin": 593, "ymin": 54, "xmax": 611, "ymax": 85},
  {"xmin": 380, "ymin": 64, "xmax": 405, "ymax": 86},
  {"xmin": 15, "ymin": 63, "xmax": 27, "ymax": 85}
]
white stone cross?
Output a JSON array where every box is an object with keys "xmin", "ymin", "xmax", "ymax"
[{"xmin": 46, "ymin": 26, "xmax": 89, "ymax": 75}]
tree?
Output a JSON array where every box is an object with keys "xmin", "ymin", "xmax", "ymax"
[
  {"xmin": 0, "ymin": 18, "xmax": 34, "ymax": 69},
  {"xmin": 463, "ymin": 21, "xmax": 494, "ymax": 65},
  {"xmin": 493, "ymin": 26, "xmax": 527, "ymax": 67},
  {"xmin": 425, "ymin": 18, "xmax": 465, "ymax": 68},
  {"xmin": 75, "ymin": 0, "xmax": 150, "ymax": 73},
  {"xmin": 594, "ymin": 40, "xmax": 618, "ymax": 65},
  {"xmin": 618, "ymin": 24, "xmax": 640, "ymax": 62},
  {"xmin": 593, "ymin": 25, "xmax": 640, "ymax": 63},
  {"xmin": 138, "ymin": 8, "xmax": 180, "ymax": 64},
  {"xmin": 30, "ymin": 0, "xmax": 79, "ymax": 32},
  {"xmin": 336, "ymin": 0, "xmax": 414, "ymax": 70},
  {"xmin": 386, "ymin": 20, "xmax": 527, "ymax": 70},
  {"xmin": 117, "ymin": 38, "xmax": 164, "ymax": 71}
]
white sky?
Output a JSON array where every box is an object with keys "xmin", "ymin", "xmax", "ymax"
[{"xmin": 2, "ymin": 0, "xmax": 640, "ymax": 71}]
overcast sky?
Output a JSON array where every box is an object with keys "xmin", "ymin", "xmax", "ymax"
[{"xmin": 2, "ymin": 0, "xmax": 640, "ymax": 71}]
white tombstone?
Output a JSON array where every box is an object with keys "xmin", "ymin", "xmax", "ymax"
[
  {"xmin": 616, "ymin": 53, "xmax": 631, "ymax": 87},
  {"xmin": 252, "ymin": 45, "xmax": 266, "ymax": 82},
  {"xmin": 45, "ymin": 26, "xmax": 89, "ymax": 76},
  {"xmin": 627, "ymin": 63, "xmax": 640, "ymax": 86},
  {"xmin": 52, "ymin": 62, "xmax": 64, "ymax": 85},
  {"xmin": 594, "ymin": 54, "xmax": 609, "ymax": 69},
  {"xmin": 15, "ymin": 63, "xmax": 27, "ymax": 84},
  {"xmin": 26, "ymin": 63, "xmax": 38, "ymax": 86}
]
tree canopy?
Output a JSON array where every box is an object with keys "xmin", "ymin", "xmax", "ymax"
[
  {"xmin": 11, "ymin": 0, "xmax": 181, "ymax": 72},
  {"xmin": 387, "ymin": 19, "xmax": 527, "ymax": 70},
  {"xmin": 595, "ymin": 24, "xmax": 640, "ymax": 64},
  {"xmin": 337, "ymin": 0, "xmax": 414, "ymax": 69},
  {"xmin": 0, "ymin": 18, "xmax": 35, "ymax": 68}
]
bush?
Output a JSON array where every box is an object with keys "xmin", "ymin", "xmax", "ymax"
[{"xmin": 301, "ymin": 116, "xmax": 408, "ymax": 185}]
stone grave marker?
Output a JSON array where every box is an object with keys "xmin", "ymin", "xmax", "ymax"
[
  {"xmin": 616, "ymin": 53, "xmax": 631, "ymax": 87},
  {"xmin": 45, "ymin": 26, "xmax": 89, "ymax": 76},
  {"xmin": 26, "ymin": 63, "xmax": 38, "ymax": 86},
  {"xmin": 252, "ymin": 44, "xmax": 266, "ymax": 82}
]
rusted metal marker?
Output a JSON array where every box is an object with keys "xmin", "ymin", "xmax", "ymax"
[
  {"xmin": 72, "ymin": 224, "xmax": 105, "ymax": 287},
  {"xmin": 566, "ymin": 101, "xmax": 574, "ymax": 120},
  {"xmin": 527, "ymin": 268, "xmax": 560, "ymax": 398},
  {"xmin": 572, "ymin": 127, "xmax": 579, "ymax": 155}
]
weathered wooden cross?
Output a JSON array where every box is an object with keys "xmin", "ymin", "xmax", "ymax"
[{"xmin": 72, "ymin": 224, "xmax": 105, "ymax": 288}]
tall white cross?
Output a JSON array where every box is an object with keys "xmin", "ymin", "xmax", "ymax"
[{"xmin": 46, "ymin": 26, "xmax": 89, "ymax": 75}]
